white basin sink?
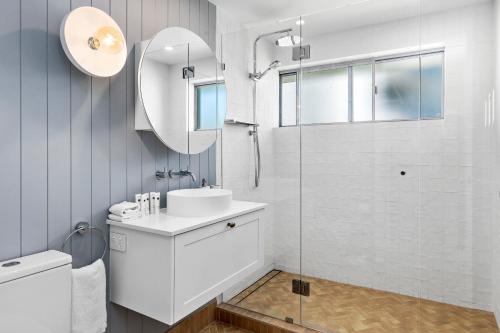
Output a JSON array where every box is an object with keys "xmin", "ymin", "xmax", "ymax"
[{"xmin": 167, "ymin": 188, "xmax": 233, "ymax": 217}]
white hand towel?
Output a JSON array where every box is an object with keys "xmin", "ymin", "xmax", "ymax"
[
  {"xmin": 108, "ymin": 212, "xmax": 141, "ymax": 222},
  {"xmin": 109, "ymin": 201, "xmax": 139, "ymax": 217},
  {"xmin": 72, "ymin": 259, "xmax": 107, "ymax": 333}
]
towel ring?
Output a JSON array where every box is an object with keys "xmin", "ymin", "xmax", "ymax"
[{"xmin": 61, "ymin": 222, "xmax": 107, "ymax": 260}]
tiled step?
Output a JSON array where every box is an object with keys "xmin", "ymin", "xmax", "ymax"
[
  {"xmin": 199, "ymin": 321, "xmax": 252, "ymax": 333},
  {"xmin": 216, "ymin": 303, "xmax": 320, "ymax": 333}
]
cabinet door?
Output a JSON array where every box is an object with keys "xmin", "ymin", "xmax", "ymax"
[{"xmin": 174, "ymin": 212, "xmax": 262, "ymax": 321}]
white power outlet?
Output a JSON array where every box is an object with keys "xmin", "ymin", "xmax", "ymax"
[{"xmin": 110, "ymin": 232, "xmax": 127, "ymax": 252}]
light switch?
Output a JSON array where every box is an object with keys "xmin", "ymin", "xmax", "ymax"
[{"xmin": 110, "ymin": 232, "xmax": 126, "ymax": 252}]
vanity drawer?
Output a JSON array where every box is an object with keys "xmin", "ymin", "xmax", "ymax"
[{"xmin": 173, "ymin": 211, "xmax": 262, "ymax": 322}]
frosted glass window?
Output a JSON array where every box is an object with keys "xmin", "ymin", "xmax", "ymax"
[
  {"xmin": 375, "ymin": 57, "xmax": 420, "ymax": 121},
  {"xmin": 279, "ymin": 51, "xmax": 444, "ymax": 126},
  {"xmin": 301, "ymin": 68, "xmax": 349, "ymax": 124},
  {"xmin": 196, "ymin": 83, "xmax": 226, "ymax": 130},
  {"xmin": 280, "ymin": 74, "xmax": 297, "ymax": 126},
  {"xmin": 421, "ymin": 53, "xmax": 443, "ymax": 119},
  {"xmin": 352, "ymin": 64, "xmax": 373, "ymax": 122}
]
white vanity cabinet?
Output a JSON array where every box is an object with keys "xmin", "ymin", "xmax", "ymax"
[
  {"xmin": 174, "ymin": 212, "xmax": 261, "ymax": 320},
  {"xmin": 107, "ymin": 201, "xmax": 265, "ymax": 325}
]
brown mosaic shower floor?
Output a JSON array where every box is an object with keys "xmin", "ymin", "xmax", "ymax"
[{"xmin": 228, "ymin": 270, "xmax": 499, "ymax": 333}]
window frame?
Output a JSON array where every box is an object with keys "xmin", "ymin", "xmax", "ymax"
[
  {"xmin": 279, "ymin": 72, "xmax": 299, "ymax": 127},
  {"xmin": 419, "ymin": 51, "xmax": 445, "ymax": 121},
  {"xmin": 279, "ymin": 48, "xmax": 445, "ymax": 127},
  {"xmin": 194, "ymin": 80, "xmax": 226, "ymax": 131}
]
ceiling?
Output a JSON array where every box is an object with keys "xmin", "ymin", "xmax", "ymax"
[{"xmin": 212, "ymin": 0, "xmax": 491, "ymax": 36}]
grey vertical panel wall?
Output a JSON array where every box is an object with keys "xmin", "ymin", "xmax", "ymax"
[{"xmin": 0, "ymin": 0, "xmax": 216, "ymax": 331}]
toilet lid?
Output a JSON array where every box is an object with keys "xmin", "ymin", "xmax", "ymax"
[{"xmin": 0, "ymin": 250, "xmax": 72, "ymax": 284}]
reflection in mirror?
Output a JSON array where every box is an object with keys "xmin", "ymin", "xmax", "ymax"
[{"xmin": 139, "ymin": 26, "xmax": 225, "ymax": 154}]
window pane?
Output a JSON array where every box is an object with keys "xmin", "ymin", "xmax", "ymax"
[
  {"xmin": 301, "ymin": 68, "xmax": 349, "ymax": 124},
  {"xmin": 196, "ymin": 83, "xmax": 226, "ymax": 130},
  {"xmin": 352, "ymin": 64, "xmax": 373, "ymax": 122},
  {"xmin": 280, "ymin": 74, "xmax": 297, "ymax": 126},
  {"xmin": 421, "ymin": 53, "xmax": 443, "ymax": 119},
  {"xmin": 375, "ymin": 57, "xmax": 420, "ymax": 121}
]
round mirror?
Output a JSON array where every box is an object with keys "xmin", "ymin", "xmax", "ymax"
[{"xmin": 139, "ymin": 26, "xmax": 225, "ymax": 154}]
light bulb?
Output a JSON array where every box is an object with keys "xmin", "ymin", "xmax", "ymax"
[{"xmin": 88, "ymin": 26, "xmax": 124, "ymax": 54}]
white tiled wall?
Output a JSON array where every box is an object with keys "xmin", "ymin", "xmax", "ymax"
[
  {"xmin": 219, "ymin": 2, "xmax": 498, "ymax": 312},
  {"xmin": 273, "ymin": 3, "xmax": 496, "ymax": 310},
  {"xmin": 217, "ymin": 10, "xmax": 279, "ymax": 273}
]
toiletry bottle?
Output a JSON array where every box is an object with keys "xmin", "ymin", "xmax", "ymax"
[
  {"xmin": 135, "ymin": 194, "xmax": 142, "ymax": 215},
  {"xmin": 155, "ymin": 192, "xmax": 161, "ymax": 214},
  {"xmin": 141, "ymin": 193, "xmax": 149, "ymax": 216},
  {"xmin": 149, "ymin": 192, "xmax": 156, "ymax": 214}
]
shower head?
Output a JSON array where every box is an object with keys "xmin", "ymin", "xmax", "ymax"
[
  {"xmin": 251, "ymin": 29, "xmax": 292, "ymax": 82},
  {"xmin": 268, "ymin": 60, "xmax": 281, "ymax": 69},
  {"xmin": 276, "ymin": 34, "xmax": 302, "ymax": 47},
  {"xmin": 249, "ymin": 60, "xmax": 281, "ymax": 81}
]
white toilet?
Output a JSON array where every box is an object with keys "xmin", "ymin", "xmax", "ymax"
[{"xmin": 0, "ymin": 250, "xmax": 72, "ymax": 333}]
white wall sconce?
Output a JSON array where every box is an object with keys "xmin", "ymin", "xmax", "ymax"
[{"xmin": 60, "ymin": 6, "xmax": 127, "ymax": 78}]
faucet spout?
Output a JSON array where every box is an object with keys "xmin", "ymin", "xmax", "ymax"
[
  {"xmin": 167, "ymin": 169, "xmax": 197, "ymax": 183},
  {"xmin": 188, "ymin": 172, "xmax": 197, "ymax": 183}
]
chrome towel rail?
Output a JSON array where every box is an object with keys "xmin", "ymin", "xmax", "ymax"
[{"xmin": 61, "ymin": 222, "xmax": 107, "ymax": 260}]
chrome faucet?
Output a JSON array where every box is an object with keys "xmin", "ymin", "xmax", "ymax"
[
  {"xmin": 156, "ymin": 168, "xmax": 168, "ymax": 180},
  {"xmin": 156, "ymin": 168, "xmax": 196, "ymax": 182},
  {"xmin": 168, "ymin": 169, "xmax": 197, "ymax": 183}
]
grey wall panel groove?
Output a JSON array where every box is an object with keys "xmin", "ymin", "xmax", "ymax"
[
  {"xmin": 126, "ymin": 0, "xmax": 143, "ymax": 203},
  {"xmin": 0, "ymin": 0, "xmax": 22, "ymax": 261},
  {"xmin": 21, "ymin": 0, "xmax": 48, "ymax": 257},
  {"xmin": 189, "ymin": 0, "xmax": 200, "ymax": 35},
  {"xmin": 110, "ymin": 0, "xmax": 128, "ymax": 206},
  {"xmin": 70, "ymin": 0, "xmax": 93, "ymax": 270},
  {"xmin": 47, "ymin": 0, "xmax": 72, "ymax": 253},
  {"xmin": 91, "ymin": 0, "xmax": 111, "ymax": 265},
  {"xmin": 0, "ymin": 0, "xmax": 216, "ymax": 331},
  {"xmin": 199, "ymin": 0, "xmax": 209, "ymax": 44}
]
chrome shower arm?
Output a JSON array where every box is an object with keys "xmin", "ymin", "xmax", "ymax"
[{"xmin": 252, "ymin": 28, "xmax": 292, "ymax": 74}]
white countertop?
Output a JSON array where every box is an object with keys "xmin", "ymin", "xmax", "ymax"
[{"xmin": 106, "ymin": 200, "xmax": 267, "ymax": 236}]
